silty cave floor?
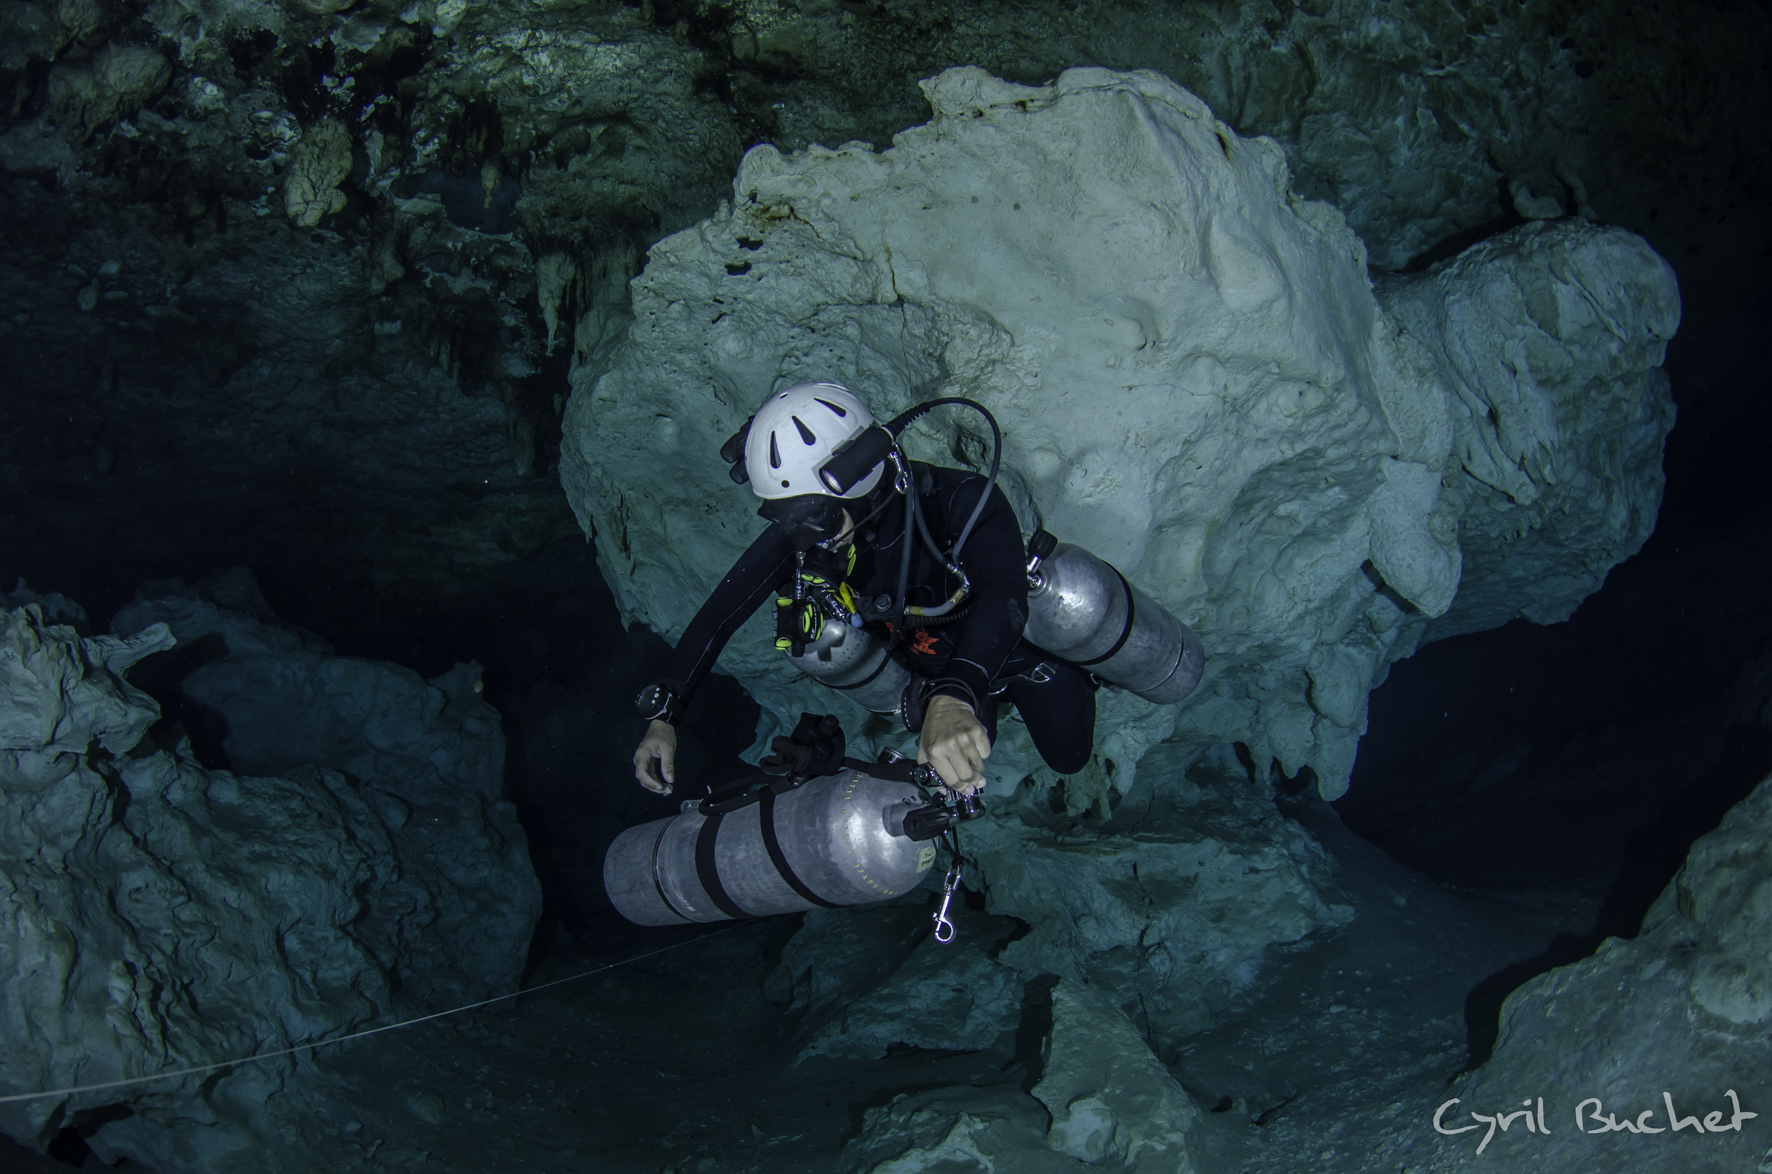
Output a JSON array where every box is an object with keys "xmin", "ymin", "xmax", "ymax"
[{"xmin": 1, "ymin": 758, "xmax": 1604, "ymax": 1174}]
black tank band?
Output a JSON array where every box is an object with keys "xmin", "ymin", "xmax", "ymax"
[
  {"xmin": 759, "ymin": 789, "xmax": 843, "ymax": 909},
  {"xmin": 831, "ymin": 649, "xmax": 895, "ymax": 691},
  {"xmin": 694, "ymin": 812, "xmax": 753, "ymax": 920},
  {"xmin": 1075, "ymin": 566, "xmax": 1137, "ymax": 668}
]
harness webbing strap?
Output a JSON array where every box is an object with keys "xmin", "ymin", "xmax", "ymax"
[
  {"xmin": 694, "ymin": 812, "xmax": 753, "ymax": 920},
  {"xmin": 758, "ymin": 789, "xmax": 843, "ymax": 909},
  {"xmin": 1074, "ymin": 566, "xmax": 1137, "ymax": 668}
]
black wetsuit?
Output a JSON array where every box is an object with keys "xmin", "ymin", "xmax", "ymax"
[{"xmin": 658, "ymin": 464, "xmax": 1096, "ymax": 774}]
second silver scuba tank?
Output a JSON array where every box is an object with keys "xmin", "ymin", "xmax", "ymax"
[
  {"xmin": 1022, "ymin": 531, "xmax": 1206, "ymax": 705},
  {"xmin": 785, "ymin": 619, "xmax": 910, "ymax": 716},
  {"xmin": 782, "ymin": 531, "xmax": 1205, "ymax": 711}
]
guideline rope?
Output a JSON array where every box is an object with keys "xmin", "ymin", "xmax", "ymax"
[{"xmin": 0, "ymin": 926, "xmax": 737, "ymax": 1106}]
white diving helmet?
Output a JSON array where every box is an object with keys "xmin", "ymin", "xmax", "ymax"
[{"xmin": 722, "ymin": 382, "xmax": 888, "ymax": 547}]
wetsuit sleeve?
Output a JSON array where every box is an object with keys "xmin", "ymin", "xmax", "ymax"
[
  {"xmin": 659, "ymin": 525, "xmax": 796, "ymax": 720},
  {"xmin": 930, "ymin": 476, "xmax": 1028, "ymax": 711}
]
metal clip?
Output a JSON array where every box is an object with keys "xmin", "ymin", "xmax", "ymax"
[
  {"xmin": 933, "ymin": 861, "xmax": 961, "ymax": 944},
  {"xmin": 889, "ymin": 447, "xmax": 912, "ymax": 496}
]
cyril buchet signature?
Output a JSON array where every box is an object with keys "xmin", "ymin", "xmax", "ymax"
[{"xmin": 1434, "ymin": 1091, "xmax": 1758, "ymax": 1155}]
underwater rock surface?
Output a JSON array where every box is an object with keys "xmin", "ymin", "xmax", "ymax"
[
  {"xmin": 561, "ymin": 67, "xmax": 1677, "ymax": 805},
  {"xmin": 968, "ymin": 743, "xmax": 1353, "ymax": 1048},
  {"xmin": 1416, "ymin": 774, "xmax": 1772, "ymax": 1173},
  {"xmin": 3, "ymin": 0, "xmax": 1757, "ymax": 645},
  {"xmin": 844, "ymin": 977, "xmax": 1203, "ymax": 1173},
  {"xmin": 0, "ymin": 580, "xmax": 539, "ymax": 1171}
]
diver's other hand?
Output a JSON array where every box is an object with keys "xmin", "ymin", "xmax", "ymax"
[
  {"xmin": 917, "ymin": 693, "xmax": 990, "ymax": 793},
  {"xmin": 634, "ymin": 720, "xmax": 678, "ymax": 794}
]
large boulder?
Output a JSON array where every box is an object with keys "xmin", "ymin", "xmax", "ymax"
[
  {"xmin": 560, "ymin": 66, "xmax": 1677, "ymax": 804},
  {"xmin": 1408, "ymin": 776, "xmax": 1772, "ymax": 1173},
  {"xmin": 0, "ymin": 582, "xmax": 540, "ymax": 1171},
  {"xmin": 970, "ymin": 743, "xmax": 1353, "ymax": 1047},
  {"xmin": 842, "ymin": 977, "xmax": 1204, "ymax": 1173}
]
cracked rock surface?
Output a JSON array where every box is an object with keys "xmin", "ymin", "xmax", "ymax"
[
  {"xmin": 1412, "ymin": 773, "xmax": 1772, "ymax": 1173},
  {"xmin": 0, "ymin": 579, "xmax": 539, "ymax": 1172},
  {"xmin": 561, "ymin": 67, "xmax": 1676, "ymax": 808},
  {"xmin": 2, "ymin": 0, "xmax": 1761, "ymax": 649}
]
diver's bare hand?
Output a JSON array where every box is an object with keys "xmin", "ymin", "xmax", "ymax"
[
  {"xmin": 634, "ymin": 720, "xmax": 677, "ymax": 794},
  {"xmin": 917, "ymin": 693, "xmax": 990, "ymax": 794}
]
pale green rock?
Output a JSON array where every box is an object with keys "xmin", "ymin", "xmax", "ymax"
[
  {"xmin": 1032, "ymin": 979, "xmax": 1201, "ymax": 1171},
  {"xmin": 283, "ymin": 119, "xmax": 353, "ymax": 228},
  {"xmin": 847, "ymin": 1086, "xmax": 1083, "ymax": 1174},
  {"xmin": 841, "ymin": 977, "xmax": 1205, "ymax": 1172},
  {"xmin": 779, "ymin": 901, "xmax": 1025, "ymax": 1060},
  {"xmin": 407, "ymin": 11, "xmax": 743, "ymax": 248},
  {"xmin": 46, "ymin": 41, "xmax": 171, "ymax": 142},
  {"xmin": 1379, "ymin": 220, "xmax": 1681, "ymax": 640},
  {"xmin": 975, "ymin": 745, "xmax": 1353, "ymax": 1047},
  {"xmin": 1408, "ymin": 776, "xmax": 1772, "ymax": 1173},
  {"xmin": 0, "ymin": 587, "xmax": 540, "ymax": 1172},
  {"xmin": 561, "ymin": 66, "xmax": 1675, "ymax": 804}
]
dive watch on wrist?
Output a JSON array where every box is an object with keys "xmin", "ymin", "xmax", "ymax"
[{"xmin": 635, "ymin": 680, "xmax": 686, "ymax": 724}]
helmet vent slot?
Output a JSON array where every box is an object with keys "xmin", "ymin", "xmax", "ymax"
[
  {"xmin": 793, "ymin": 416, "xmax": 817, "ymax": 445},
  {"xmin": 814, "ymin": 398, "xmax": 848, "ymax": 417},
  {"xmin": 769, "ymin": 432, "xmax": 781, "ymax": 469}
]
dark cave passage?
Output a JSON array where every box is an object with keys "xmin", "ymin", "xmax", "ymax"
[{"xmin": 3, "ymin": 1, "xmax": 1770, "ymax": 1172}]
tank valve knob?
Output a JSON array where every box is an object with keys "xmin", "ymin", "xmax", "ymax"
[
  {"xmin": 1026, "ymin": 528, "xmax": 1058, "ymax": 585},
  {"xmin": 901, "ymin": 790, "xmax": 984, "ymax": 841}
]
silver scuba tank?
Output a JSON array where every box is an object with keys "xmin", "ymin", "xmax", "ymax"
[
  {"xmin": 603, "ymin": 767, "xmax": 941, "ymax": 926},
  {"xmin": 1022, "ymin": 532, "xmax": 1206, "ymax": 705},
  {"xmin": 785, "ymin": 620, "xmax": 911, "ymax": 716}
]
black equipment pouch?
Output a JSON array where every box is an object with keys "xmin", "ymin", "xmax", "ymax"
[{"xmin": 759, "ymin": 712, "xmax": 848, "ymax": 780}]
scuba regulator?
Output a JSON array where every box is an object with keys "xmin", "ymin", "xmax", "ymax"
[{"xmin": 720, "ymin": 395, "xmax": 1005, "ymax": 639}]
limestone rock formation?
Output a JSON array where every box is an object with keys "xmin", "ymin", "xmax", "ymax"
[
  {"xmin": 843, "ymin": 977, "xmax": 1203, "ymax": 1173},
  {"xmin": 846, "ymin": 1085, "xmax": 1084, "ymax": 1174},
  {"xmin": 766, "ymin": 743, "xmax": 1353, "ymax": 1059},
  {"xmin": 0, "ymin": 581, "xmax": 539, "ymax": 1171},
  {"xmin": 769, "ymin": 899, "xmax": 1023, "ymax": 1060},
  {"xmin": 1032, "ymin": 980, "xmax": 1201, "ymax": 1171},
  {"xmin": 45, "ymin": 42, "xmax": 170, "ymax": 143},
  {"xmin": 560, "ymin": 67, "xmax": 1676, "ymax": 805},
  {"xmin": 283, "ymin": 119, "xmax": 354, "ymax": 228},
  {"xmin": 1380, "ymin": 222, "xmax": 1680, "ymax": 640},
  {"xmin": 1409, "ymin": 775, "xmax": 1772, "ymax": 1173},
  {"xmin": 557, "ymin": 66, "xmax": 1674, "ymax": 1061},
  {"xmin": 970, "ymin": 743, "xmax": 1353, "ymax": 1047}
]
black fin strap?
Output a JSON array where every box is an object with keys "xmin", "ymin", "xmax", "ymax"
[
  {"xmin": 758, "ymin": 789, "xmax": 842, "ymax": 909},
  {"xmin": 1074, "ymin": 566, "xmax": 1137, "ymax": 668},
  {"xmin": 694, "ymin": 812, "xmax": 753, "ymax": 920}
]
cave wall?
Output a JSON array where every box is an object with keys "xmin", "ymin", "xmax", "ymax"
[
  {"xmin": 558, "ymin": 66, "xmax": 1677, "ymax": 805},
  {"xmin": 1413, "ymin": 773, "xmax": 1772, "ymax": 1173},
  {"xmin": 0, "ymin": 579, "xmax": 540, "ymax": 1170},
  {"xmin": 0, "ymin": 0, "xmax": 1763, "ymax": 643}
]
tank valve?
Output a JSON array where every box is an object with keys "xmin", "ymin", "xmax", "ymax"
[
  {"xmin": 1025, "ymin": 528, "xmax": 1058, "ymax": 588},
  {"xmin": 901, "ymin": 791, "xmax": 983, "ymax": 841}
]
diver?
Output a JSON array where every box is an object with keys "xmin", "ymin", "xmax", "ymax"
[{"xmin": 631, "ymin": 381, "xmax": 1097, "ymax": 796}]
